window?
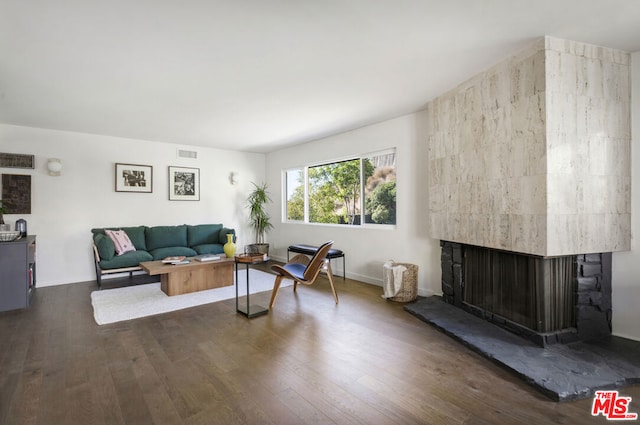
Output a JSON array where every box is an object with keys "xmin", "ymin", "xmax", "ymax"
[
  {"xmin": 284, "ymin": 149, "xmax": 396, "ymax": 226},
  {"xmin": 285, "ymin": 169, "xmax": 304, "ymax": 221},
  {"xmin": 364, "ymin": 152, "xmax": 396, "ymax": 224}
]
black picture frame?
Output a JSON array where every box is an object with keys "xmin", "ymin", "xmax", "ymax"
[
  {"xmin": 168, "ymin": 166, "xmax": 200, "ymax": 201},
  {"xmin": 115, "ymin": 163, "xmax": 153, "ymax": 193}
]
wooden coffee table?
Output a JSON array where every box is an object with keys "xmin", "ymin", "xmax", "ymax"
[{"xmin": 140, "ymin": 257, "xmax": 234, "ymax": 296}]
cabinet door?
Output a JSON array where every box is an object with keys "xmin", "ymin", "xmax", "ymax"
[{"xmin": 0, "ymin": 243, "xmax": 28, "ymax": 311}]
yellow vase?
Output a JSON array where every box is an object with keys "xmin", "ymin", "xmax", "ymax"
[{"xmin": 224, "ymin": 233, "xmax": 237, "ymax": 258}]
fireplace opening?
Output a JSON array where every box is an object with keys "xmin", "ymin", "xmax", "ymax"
[{"xmin": 441, "ymin": 241, "xmax": 612, "ymax": 346}]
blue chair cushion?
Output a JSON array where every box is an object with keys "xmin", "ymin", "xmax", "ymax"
[{"xmin": 283, "ymin": 263, "xmax": 306, "ymax": 280}]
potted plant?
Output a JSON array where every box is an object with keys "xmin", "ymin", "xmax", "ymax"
[
  {"xmin": 246, "ymin": 182, "xmax": 273, "ymax": 255},
  {"xmin": 0, "ymin": 200, "xmax": 10, "ymax": 231}
]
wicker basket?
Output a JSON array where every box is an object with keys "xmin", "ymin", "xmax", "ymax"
[{"xmin": 388, "ymin": 262, "xmax": 418, "ymax": 302}]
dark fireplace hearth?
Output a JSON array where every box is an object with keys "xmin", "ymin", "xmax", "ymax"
[
  {"xmin": 404, "ymin": 297, "xmax": 640, "ymax": 401},
  {"xmin": 402, "ymin": 241, "xmax": 638, "ymax": 402},
  {"xmin": 440, "ymin": 241, "xmax": 612, "ymax": 346}
]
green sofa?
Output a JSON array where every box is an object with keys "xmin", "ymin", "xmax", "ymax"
[{"xmin": 91, "ymin": 224, "xmax": 235, "ymax": 287}]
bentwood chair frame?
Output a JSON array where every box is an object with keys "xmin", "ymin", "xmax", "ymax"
[{"xmin": 269, "ymin": 240, "xmax": 339, "ymax": 307}]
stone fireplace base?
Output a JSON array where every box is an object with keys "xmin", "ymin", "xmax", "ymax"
[{"xmin": 405, "ymin": 296, "xmax": 640, "ymax": 401}]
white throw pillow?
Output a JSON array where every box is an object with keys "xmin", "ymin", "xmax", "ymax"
[{"xmin": 105, "ymin": 229, "xmax": 136, "ymax": 256}]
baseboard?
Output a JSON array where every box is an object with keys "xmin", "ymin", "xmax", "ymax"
[{"xmin": 270, "ymin": 254, "xmax": 433, "ymax": 297}]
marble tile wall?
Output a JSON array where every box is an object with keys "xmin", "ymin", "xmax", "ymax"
[
  {"xmin": 427, "ymin": 36, "xmax": 631, "ymax": 256},
  {"xmin": 545, "ymin": 37, "xmax": 631, "ymax": 255}
]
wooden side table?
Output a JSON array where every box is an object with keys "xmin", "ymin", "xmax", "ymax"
[{"xmin": 235, "ymin": 254, "xmax": 270, "ymax": 318}]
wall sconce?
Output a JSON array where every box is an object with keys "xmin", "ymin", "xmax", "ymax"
[
  {"xmin": 229, "ymin": 171, "xmax": 238, "ymax": 185},
  {"xmin": 47, "ymin": 158, "xmax": 63, "ymax": 176}
]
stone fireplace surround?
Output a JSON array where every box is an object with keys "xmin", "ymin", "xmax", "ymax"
[
  {"xmin": 423, "ymin": 35, "xmax": 630, "ymax": 349},
  {"xmin": 426, "ymin": 36, "xmax": 631, "ymax": 258},
  {"xmin": 410, "ymin": 36, "xmax": 638, "ymax": 400}
]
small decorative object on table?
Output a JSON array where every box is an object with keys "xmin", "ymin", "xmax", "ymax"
[
  {"xmin": 194, "ymin": 254, "xmax": 221, "ymax": 262},
  {"xmin": 235, "ymin": 252, "xmax": 268, "ymax": 263},
  {"xmin": 15, "ymin": 218, "xmax": 27, "ymax": 237},
  {"xmin": 0, "ymin": 230, "xmax": 20, "ymax": 242},
  {"xmin": 161, "ymin": 256, "xmax": 187, "ymax": 264},
  {"xmin": 0, "ymin": 199, "xmax": 10, "ymax": 231},
  {"xmin": 224, "ymin": 233, "xmax": 237, "ymax": 257}
]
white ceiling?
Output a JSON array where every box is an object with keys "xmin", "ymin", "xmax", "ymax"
[{"xmin": 2, "ymin": 1, "xmax": 640, "ymax": 153}]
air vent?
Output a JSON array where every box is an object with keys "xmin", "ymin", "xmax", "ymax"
[{"xmin": 177, "ymin": 149, "xmax": 198, "ymax": 159}]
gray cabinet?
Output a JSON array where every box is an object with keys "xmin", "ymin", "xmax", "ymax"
[{"xmin": 0, "ymin": 235, "xmax": 36, "ymax": 312}]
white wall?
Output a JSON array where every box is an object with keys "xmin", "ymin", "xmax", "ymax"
[
  {"xmin": 0, "ymin": 124, "xmax": 265, "ymax": 286},
  {"xmin": 611, "ymin": 52, "xmax": 640, "ymax": 341},
  {"xmin": 265, "ymin": 113, "xmax": 442, "ymax": 296}
]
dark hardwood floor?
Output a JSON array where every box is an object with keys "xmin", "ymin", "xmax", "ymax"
[{"xmin": 1, "ymin": 266, "xmax": 637, "ymax": 424}]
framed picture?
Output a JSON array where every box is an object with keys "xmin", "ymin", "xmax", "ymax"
[
  {"xmin": 115, "ymin": 163, "xmax": 153, "ymax": 193},
  {"xmin": 169, "ymin": 166, "xmax": 200, "ymax": 201},
  {"xmin": 2, "ymin": 174, "xmax": 31, "ymax": 213}
]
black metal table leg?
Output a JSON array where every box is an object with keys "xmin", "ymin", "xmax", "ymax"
[{"xmin": 235, "ymin": 258, "xmax": 269, "ymax": 318}]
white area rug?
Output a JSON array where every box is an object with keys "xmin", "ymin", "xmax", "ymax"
[{"xmin": 91, "ymin": 268, "xmax": 288, "ymax": 325}]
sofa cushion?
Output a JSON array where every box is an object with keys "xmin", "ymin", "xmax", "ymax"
[
  {"xmin": 145, "ymin": 225, "xmax": 188, "ymax": 251},
  {"xmin": 218, "ymin": 227, "xmax": 236, "ymax": 244},
  {"xmin": 192, "ymin": 244, "xmax": 225, "ymax": 255},
  {"xmin": 188, "ymin": 224, "xmax": 222, "ymax": 247},
  {"xmin": 93, "ymin": 233, "xmax": 115, "ymax": 261},
  {"xmin": 105, "ymin": 229, "xmax": 136, "ymax": 256},
  {"xmin": 149, "ymin": 246, "xmax": 198, "ymax": 260},
  {"xmin": 120, "ymin": 226, "xmax": 147, "ymax": 251},
  {"xmin": 92, "ymin": 226, "xmax": 147, "ymax": 251},
  {"xmin": 99, "ymin": 250, "xmax": 153, "ymax": 270}
]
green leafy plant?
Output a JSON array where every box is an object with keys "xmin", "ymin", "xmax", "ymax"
[
  {"xmin": 246, "ymin": 182, "xmax": 273, "ymax": 244},
  {"xmin": 0, "ymin": 200, "xmax": 8, "ymax": 225},
  {"xmin": 365, "ymin": 181, "xmax": 396, "ymax": 224}
]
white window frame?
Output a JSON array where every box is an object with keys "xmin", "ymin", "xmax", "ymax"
[{"xmin": 282, "ymin": 148, "xmax": 396, "ymax": 228}]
